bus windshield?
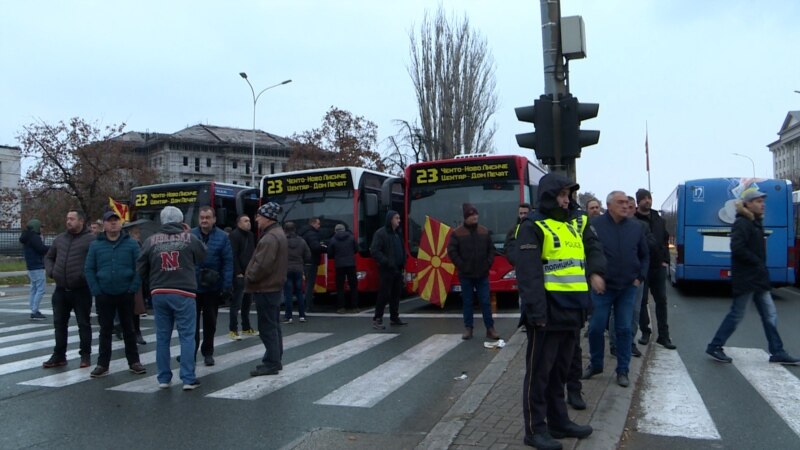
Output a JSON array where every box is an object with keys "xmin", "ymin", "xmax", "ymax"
[
  {"xmin": 274, "ymin": 190, "xmax": 354, "ymax": 243},
  {"xmin": 408, "ymin": 180, "xmax": 519, "ymax": 256}
]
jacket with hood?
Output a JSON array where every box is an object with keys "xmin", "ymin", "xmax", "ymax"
[
  {"xmin": 328, "ymin": 229, "xmax": 357, "ymax": 268},
  {"xmin": 137, "ymin": 222, "xmax": 207, "ymax": 298},
  {"xmin": 634, "ymin": 208, "xmax": 670, "ymax": 270},
  {"xmin": 447, "ymin": 218, "xmax": 495, "ymax": 280},
  {"xmin": 371, "ymin": 210, "xmax": 406, "ymax": 273},
  {"xmin": 730, "ymin": 201, "xmax": 770, "ymax": 296},
  {"xmin": 19, "ymin": 219, "xmax": 49, "ymax": 270},
  {"xmin": 228, "ymin": 226, "xmax": 255, "ymax": 277},
  {"xmin": 287, "ymin": 230, "xmax": 312, "ymax": 273},
  {"xmin": 299, "ymin": 224, "xmax": 324, "ymax": 264},
  {"xmin": 191, "ymin": 226, "xmax": 234, "ymax": 293},
  {"xmin": 45, "ymin": 227, "xmax": 95, "ymax": 290},
  {"xmin": 514, "ymin": 173, "xmax": 606, "ymax": 330},
  {"xmin": 245, "ymin": 222, "xmax": 288, "ymax": 293},
  {"xmin": 85, "ymin": 232, "xmax": 141, "ymax": 296}
]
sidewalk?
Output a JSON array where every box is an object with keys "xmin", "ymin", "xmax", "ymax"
[{"xmin": 420, "ymin": 327, "xmax": 647, "ymax": 450}]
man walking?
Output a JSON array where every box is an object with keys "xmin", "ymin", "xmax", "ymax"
[
  {"xmin": 19, "ymin": 218, "xmax": 49, "ymax": 320},
  {"xmin": 228, "ymin": 214, "xmax": 257, "ymax": 340},
  {"xmin": 448, "ymin": 203, "xmax": 499, "ymax": 340},
  {"xmin": 514, "ymin": 173, "xmax": 605, "ymax": 449},
  {"xmin": 138, "ymin": 206, "xmax": 206, "ymax": 390},
  {"xmin": 299, "ymin": 217, "xmax": 324, "ymax": 312},
  {"xmin": 370, "ymin": 210, "xmax": 407, "ymax": 329},
  {"xmin": 328, "ymin": 223, "xmax": 358, "ymax": 314},
  {"xmin": 84, "ymin": 211, "xmax": 146, "ymax": 378},
  {"xmin": 634, "ymin": 188, "xmax": 675, "ymax": 349},
  {"xmin": 583, "ymin": 191, "xmax": 649, "ymax": 388},
  {"xmin": 246, "ymin": 202, "xmax": 288, "ymax": 376},
  {"xmin": 705, "ymin": 188, "xmax": 800, "ymax": 365},
  {"xmin": 43, "ymin": 210, "xmax": 95, "ymax": 369},
  {"xmin": 191, "ymin": 206, "xmax": 233, "ymax": 366},
  {"xmin": 284, "ymin": 221, "xmax": 311, "ymax": 322}
]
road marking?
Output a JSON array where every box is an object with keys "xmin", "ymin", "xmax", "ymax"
[
  {"xmin": 0, "ymin": 323, "xmax": 50, "ymax": 334},
  {"xmin": 727, "ymin": 347, "xmax": 800, "ymax": 438},
  {"xmin": 0, "ymin": 325, "xmax": 78, "ymax": 345},
  {"xmin": 0, "ymin": 308, "xmax": 54, "ymax": 315},
  {"xmin": 638, "ymin": 347, "xmax": 721, "ymax": 440},
  {"xmin": 315, "ymin": 334, "xmax": 461, "ymax": 408},
  {"xmin": 207, "ymin": 333, "xmax": 397, "ymax": 400},
  {"xmin": 0, "ymin": 326, "xmax": 80, "ymax": 355}
]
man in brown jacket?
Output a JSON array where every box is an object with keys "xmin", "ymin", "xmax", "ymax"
[{"xmin": 246, "ymin": 202, "xmax": 288, "ymax": 376}]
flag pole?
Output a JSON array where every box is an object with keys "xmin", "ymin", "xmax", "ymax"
[{"xmin": 646, "ymin": 122, "xmax": 651, "ymax": 192}]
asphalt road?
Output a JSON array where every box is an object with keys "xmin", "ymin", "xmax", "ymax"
[
  {"xmin": 622, "ymin": 283, "xmax": 800, "ymax": 450},
  {"xmin": 0, "ymin": 286, "xmax": 521, "ymax": 450}
]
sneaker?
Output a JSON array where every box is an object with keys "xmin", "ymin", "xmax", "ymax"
[
  {"xmin": 90, "ymin": 366, "xmax": 109, "ymax": 378},
  {"xmin": 228, "ymin": 331, "xmax": 242, "ymax": 341},
  {"xmin": 158, "ymin": 381, "xmax": 171, "ymax": 389},
  {"xmin": 548, "ymin": 421, "xmax": 593, "ymax": 439},
  {"xmin": 80, "ymin": 356, "xmax": 91, "ymax": 368},
  {"xmin": 282, "ymin": 318, "xmax": 293, "ymax": 324},
  {"xmin": 182, "ymin": 380, "xmax": 201, "ymax": 391},
  {"xmin": 42, "ymin": 356, "xmax": 67, "ymax": 369},
  {"xmin": 523, "ymin": 432, "xmax": 562, "ymax": 450},
  {"xmin": 129, "ymin": 362, "xmax": 147, "ymax": 374},
  {"xmin": 769, "ymin": 352, "xmax": 800, "ymax": 365},
  {"xmin": 656, "ymin": 336, "xmax": 677, "ymax": 350},
  {"xmin": 581, "ymin": 364, "xmax": 602, "ymax": 380},
  {"xmin": 299, "ymin": 317, "xmax": 307, "ymax": 323},
  {"xmin": 136, "ymin": 332, "xmax": 147, "ymax": 345},
  {"xmin": 30, "ymin": 311, "xmax": 46, "ymax": 320},
  {"xmin": 243, "ymin": 328, "xmax": 259, "ymax": 336},
  {"xmin": 617, "ymin": 372, "xmax": 630, "ymax": 387},
  {"xmin": 372, "ymin": 319, "xmax": 385, "ymax": 330},
  {"xmin": 204, "ymin": 356, "xmax": 215, "ymax": 366},
  {"xmin": 706, "ymin": 346, "xmax": 733, "ymax": 363}
]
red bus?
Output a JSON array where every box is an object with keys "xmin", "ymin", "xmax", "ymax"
[
  {"xmin": 261, "ymin": 166, "xmax": 402, "ymax": 294},
  {"xmin": 389, "ymin": 154, "xmax": 546, "ymax": 296}
]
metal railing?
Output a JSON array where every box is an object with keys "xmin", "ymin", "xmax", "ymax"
[{"xmin": 0, "ymin": 229, "xmax": 58, "ymax": 257}]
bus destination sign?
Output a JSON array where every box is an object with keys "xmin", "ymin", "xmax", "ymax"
[
  {"xmin": 134, "ymin": 189, "xmax": 199, "ymax": 207},
  {"xmin": 411, "ymin": 159, "xmax": 517, "ymax": 186},
  {"xmin": 265, "ymin": 170, "xmax": 353, "ymax": 196}
]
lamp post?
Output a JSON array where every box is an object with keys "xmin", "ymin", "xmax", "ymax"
[
  {"xmin": 239, "ymin": 73, "xmax": 292, "ymax": 187},
  {"xmin": 732, "ymin": 152, "xmax": 756, "ymax": 178}
]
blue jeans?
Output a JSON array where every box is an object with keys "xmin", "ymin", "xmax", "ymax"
[
  {"xmin": 588, "ymin": 286, "xmax": 636, "ymax": 374},
  {"xmin": 153, "ymin": 293, "xmax": 197, "ymax": 384},
  {"xmin": 708, "ymin": 290, "xmax": 784, "ymax": 355},
  {"xmin": 609, "ymin": 283, "xmax": 643, "ymax": 348},
  {"xmin": 461, "ymin": 276, "xmax": 493, "ymax": 329},
  {"xmin": 28, "ymin": 269, "xmax": 46, "ymax": 314},
  {"xmin": 254, "ymin": 292, "xmax": 283, "ymax": 368},
  {"xmin": 283, "ymin": 271, "xmax": 305, "ymax": 319}
]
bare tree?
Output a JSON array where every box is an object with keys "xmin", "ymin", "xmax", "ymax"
[
  {"xmin": 407, "ymin": 5, "xmax": 498, "ymax": 161},
  {"xmin": 577, "ymin": 191, "xmax": 599, "ymax": 210},
  {"xmin": 0, "ymin": 187, "xmax": 21, "ymax": 228},
  {"xmin": 382, "ymin": 119, "xmax": 426, "ymax": 176}
]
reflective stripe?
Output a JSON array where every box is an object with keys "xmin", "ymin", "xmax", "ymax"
[
  {"xmin": 537, "ymin": 221, "xmax": 560, "ymax": 248},
  {"xmin": 544, "ymin": 274, "xmax": 590, "ymax": 284}
]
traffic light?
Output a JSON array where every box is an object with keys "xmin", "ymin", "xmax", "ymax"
[
  {"xmin": 515, "ymin": 95, "xmax": 555, "ymax": 163},
  {"xmin": 560, "ymin": 94, "xmax": 599, "ymax": 158}
]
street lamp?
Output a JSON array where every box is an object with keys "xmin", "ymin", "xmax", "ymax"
[
  {"xmin": 732, "ymin": 152, "xmax": 756, "ymax": 178},
  {"xmin": 239, "ymin": 72, "xmax": 292, "ymax": 187}
]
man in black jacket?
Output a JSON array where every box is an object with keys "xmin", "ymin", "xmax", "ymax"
[
  {"xmin": 634, "ymin": 188, "xmax": 675, "ymax": 349},
  {"xmin": 328, "ymin": 223, "xmax": 358, "ymax": 314},
  {"xmin": 370, "ymin": 210, "xmax": 407, "ymax": 329},
  {"xmin": 19, "ymin": 218, "xmax": 49, "ymax": 320},
  {"xmin": 705, "ymin": 189, "xmax": 800, "ymax": 365},
  {"xmin": 228, "ymin": 214, "xmax": 257, "ymax": 339},
  {"xmin": 299, "ymin": 217, "xmax": 324, "ymax": 312},
  {"xmin": 515, "ymin": 174, "xmax": 606, "ymax": 450}
]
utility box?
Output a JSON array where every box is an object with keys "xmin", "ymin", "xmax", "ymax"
[{"xmin": 561, "ymin": 16, "xmax": 587, "ymax": 59}]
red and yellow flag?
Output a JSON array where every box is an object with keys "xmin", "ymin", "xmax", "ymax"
[
  {"xmin": 314, "ymin": 254, "xmax": 328, "ymax": 293},
  {"xmin": 108, "ymin": 197, "xmax": 130, "ymax": 222},
  {"xmin": 413, "ymin": 216, "xmax": 455, "ymax": 308}
]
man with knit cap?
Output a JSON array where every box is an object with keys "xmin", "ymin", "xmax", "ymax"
[
  {"xmin": 370, "ymin": 210, "xmax": 407, "ymax": 329},
  {"xmin": 19, "ymin": 218, "xmax": 49, "ymax": 320},
  {"xmin": 448, "ymin": 203, "xmax": 499, "ymax": 340}
]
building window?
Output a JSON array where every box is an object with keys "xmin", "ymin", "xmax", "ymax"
[
  {"xmin": 183, "ymin": 156, "xmax": 188, "ymax": 166},
  {"xmin": 258, "ymin": 162, "xmax": 263, "ymax": 175},
  {"xmin": 206, "ymin": 158, "xmax": 211, "ymax": 167},
  {"xmin": 270, "ymin": 162, "xmax": 275, "ymax": 174},
  {"xmin": 195, "ymin": 158, "xmax": 200, "ymax": 172},
  {"xmin": 183, "ymin": 178, "xmax": 189, "ymax": 182},
  {"xmin": 245, "ymin": 162, "xmax": 251, "ymax": 175},
  {"xmin": 246, "ymin": 181, "xmax": 251, "ymax": 186},
  {"xmin": 232, "ymin": 180, "xmax": 238, "ymax": 185},
  {"xmin": 232, "ymin": 160, "xmax": 238, "ymax": 169}
]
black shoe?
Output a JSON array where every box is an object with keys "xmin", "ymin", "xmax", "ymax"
[
  {"xmin": 523, "ymin": 432, "xmax": 562, "ymax": 450},
  {"xmin": 581, "ymin": 364, "xmax": 602, "ymax": 380},
  {"xmin": 638, "ymin": 331, "xmax": 651, "ymax": 345},
  {"xmin": 90, "ymin": 366, "xmax": 109, "ymax": 378},
  {"xmin": 609, "ymin": 345, "xmax": 617, "ymax": 357},
  {"xmin": 656, "ymin": 336, "xmax": 677, "ymax": 349},
  {"xmin": 769, "ymin": 352, "xmax": 800, "ymax": 365},
  {"xmin": 548, "ymin": 422, "xmax": 593, "ymax": 439},
  {"xmin": 617, "ymin": 372, "xmax": 630, "ymax": 387},
  {"xmin": 372, "ymin": 319, "xmax": 385, "ymax": 330},
  {"xmin": 136, "ymin": 333, "xmax": 147, "ymax": 345},
  {"xmin": 250, "ymin": 365, "xmax": 280, "ymax": 376},
  {"xmin": 566, "ymin": 390, "xmax": 586, "ymax": 410},
  {"xmin": 42, "ymin": 356, "xmax": 68, "ymax": 369},
  {"xmin": 390, "ymin": 319, "xmax": 408, "ymax": 326},
  {"xmin": 706, "ymin": 346, "xmax": 733, "ymax": 363},
  {"xmin": 204, "ymin": 356, "xmax": 215, "ymax": 366},
  {"xmin": 631, "ymin": 344, "xmax": 642, "ymax": 358}
]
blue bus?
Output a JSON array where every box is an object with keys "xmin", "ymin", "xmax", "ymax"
[{"xmin": 661, "ymin": 177, "xmax": 795, "ymax": 288}]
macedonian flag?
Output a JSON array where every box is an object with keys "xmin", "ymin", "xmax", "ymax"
[
  {"xmin": 314, "ymin": 254, "xmax": 328, "ymax": 293},
  {"xmin": 108, "ymin": 197, "xmax": 130, "ymax": 223},
  {"xmin": 414, "ymin": 216, "xmax": 455, "ymax": 308}
]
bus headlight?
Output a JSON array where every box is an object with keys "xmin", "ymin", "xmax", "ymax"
[
  {"xmin": 503, "ymin": 270, "xmax": 516, "ymax": 280},
  {"xmin": 356, "ymin": 271, "xmax": 367, "ymax": 280}
]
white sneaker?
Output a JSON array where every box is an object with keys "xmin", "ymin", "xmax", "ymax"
[
  {"xmin": 158, "ymin": 381, "xmax": 171, "ymax": 389},
  {"xmin": 183, "ymin": 381, "xmax": 201, "ymax": 391},
  {"xmin": 299, "ymin": 317, "xmax": 307, "ymax": 323}
]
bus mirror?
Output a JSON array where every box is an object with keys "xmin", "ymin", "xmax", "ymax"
[{"xmin": 365, "ymin": 193, "xmax": 379, "ymax": 216}]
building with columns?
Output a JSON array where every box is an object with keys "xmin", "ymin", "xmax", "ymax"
[{"xmin": 769, "ymin": 111, "xmax": 800, "ymax": 184}]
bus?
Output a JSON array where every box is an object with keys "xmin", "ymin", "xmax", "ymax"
[
  {"xmin": 261, "ymin": 166, "xmax": 402, "ymax": 294},
  {"xmin": 661, "ymin": 177, "xmax": 795, "ymax": 288},
  {"xmin": 390, "ymin": 154, "xmax": 547, "ymax": 296},
  {"xmin": 131, "ymin": 181, "xmax": 260, "ymax": 237}
]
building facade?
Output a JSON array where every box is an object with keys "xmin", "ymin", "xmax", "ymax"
[
  {"xmin": 118, "ymin": 124, "xmax": 292, "ymax": 187},
  {"xmin": 770, "ymin": 111, "xmax": 800, "ymax": 183},
  {"xmin": 0, "ymin": 145, "xmax": 21, "ymax": 228}
]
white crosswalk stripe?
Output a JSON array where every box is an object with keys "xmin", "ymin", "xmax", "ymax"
[
  {"xmin": 0, "ymin": 325, "xmax": 78, "ymax": 346},
  {"xmin": 0, "ymin": 323, "xmax": 50, "ymax": 334}
]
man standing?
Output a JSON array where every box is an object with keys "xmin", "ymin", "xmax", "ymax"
[
  {"xmin": 705, "ymin": 189, "xmax": 800, "ymax": 365},
  {"xmin": 138, "ymin": 206, "xmax": 206, "ymax": 390},
  {"xmin": 228, "ymin": 214, "xmax": 257, "ymax": 340},
  {"xmin": 19, "ymin": 218, "xmax": 49, "ymax": 320},
  {"xmin": 43, "ymin": 210, "xmax": 95, "ymax": 369},
  {"xmin": 504, "ymin": 203, "xmax": 532, "ymax": 256},
  {"xmin": 85, "ymin": 211, "xmax": 146, "ymax": 378},
  {"xmin": 583, "ymin": 191, "xmax": 649, "ymax": 388},
  {"xmin": 448, "ymin": 203, "xmax": 498, "ymax": 340},
  {"xmin": 585, "ymin": 198, "xmax": 602, "ymax": 218},
  {"xmin": 328, "ymin": 223, "xmax": 358, "ymax": 314},
  {"xmin": 515, "ymin": 173, "xmax": 605, "ymax": 449},
  {"xmin": 246, "ymin": 202, "xmax": 288, "ymax": 376},
  {"xmin": 191, "ymin": 206, "xmax": 233, "ymax": 366},
  {"xmin": 284, "ymin": 221, "xmax": 311, "ymax": 322},
  {"xmin": 370, "ymin": 210, "xmax": 407, "ymax": 330},
  {"xmin": 634, "ymin": 188, "xmax": 675, "ymax": 349},
  {"xmin": 299, "ymin": 217, "xmax": 324, "ymax": 312}
]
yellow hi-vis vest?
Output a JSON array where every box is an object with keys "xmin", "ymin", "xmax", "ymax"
[{"xmin": 534, "ymin": 215, "xmax": 588, "ymax": 293}]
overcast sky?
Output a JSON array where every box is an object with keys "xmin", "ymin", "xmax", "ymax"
[{"xmin": 2, "ymin": 0, "xmax": 799, "ymax": 207}]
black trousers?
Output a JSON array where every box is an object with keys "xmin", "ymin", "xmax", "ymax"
[
  {"xmin": 523, "ymin": 327, "xmax": 576, "ymax": 436},
  {"xmin": 51, "ymin": 286, "xmax": 93, "ymax": 359},
  {"xmin": 639, "ymin": 266, "xmax": 670, "ymax": 339},
  {"xmin": 195, "ymin": 291, "xmax": 220, "ymax": 357},
  {"xmin": 374, "ymin": 270, "xmax": 402, "ymax": 322},
  {"xmin": 335, "ymin": 266, "xmax": 358, "ymax": 309},
  {"xmin": 565, "ymin": 329, "xmax": 583, "ymax": 393},
  {"xmin": 96, "ymin": 293, "xmax": 139, "ymax": 367}
]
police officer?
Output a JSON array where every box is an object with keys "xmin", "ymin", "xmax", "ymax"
[{"xmin": 514, "ymin": 173, "xmax": 606, "ymax": 450}]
